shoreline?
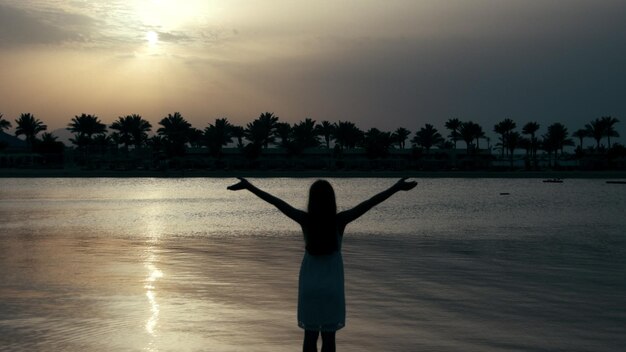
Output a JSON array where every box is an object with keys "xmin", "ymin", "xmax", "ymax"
[{"xmin": 2, "ymin": 168, "xmax": 626, "ymax": 179}]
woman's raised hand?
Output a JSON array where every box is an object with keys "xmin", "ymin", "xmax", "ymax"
[
  {"xmin": 227, "ymin": 177, "xmax": 251, "ymax": 191},
  {"xmin": 395, "ymin": 177, "xmax": 417, "ymax": 191}
]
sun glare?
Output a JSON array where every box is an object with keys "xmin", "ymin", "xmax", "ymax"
[{"xmin": 146, "ymin": 31, "xmax": 159, "ymax": 45}]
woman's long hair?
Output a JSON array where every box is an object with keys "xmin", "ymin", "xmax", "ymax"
[{"xmin": 305, "ymin": 180, "xmax": 339, "ymax": 255}]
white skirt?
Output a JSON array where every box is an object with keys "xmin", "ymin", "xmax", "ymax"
[{"xmin": 297, "ymin": 250, "xmax": 345, "ymax": 331}]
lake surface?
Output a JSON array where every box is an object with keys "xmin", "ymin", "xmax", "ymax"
[{"xmin": 0, "ymin": 178, "xmax": 625, "ymax": 352}]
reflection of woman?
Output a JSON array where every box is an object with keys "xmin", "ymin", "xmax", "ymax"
[{"xmin": 228, "ymin": 178, "xmax": 417, "ymax": 352}]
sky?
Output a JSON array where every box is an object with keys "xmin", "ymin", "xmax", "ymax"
[{"xmin": 0, "ymin": 0, "xmax": 625, "ymax": 141}]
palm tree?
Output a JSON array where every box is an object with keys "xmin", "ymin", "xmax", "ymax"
[
  {"xmin": 204, "ymin": 118, "xmax": 233, "ymax": 157},
  {"xmin": 572, "ymin": 128, "xmax": 588, "ymax": 151},
  {"xmin": 67, "ymin": 113, "xmax": 107, "ymax": 164},
  {"xmin": 506, "ymin": 131, "xmax": 521, "ymax": 168},
  {"xmin": 67, "ymin": 113, "xmax": 107, "ymax": 141},
  {"xmin": 444, "ymin": 118, "xmax": 462, "ymax": 149},
  {"xmin": 458, "ymin": 121, "xmax": 481, "ymax": 154},
  {"xmin": 15, "ymin": 113, "xmax": 47, "ymax": 150},
  {"xmin": 585, "ymin": 118, "xmax": 606, "ymax": 149},
  {"xmin": 109, "ymin": 119, "xmax": 132, "ymax": 151},
  {"xmin": 333, "ymin": 121, "xmax": 363, "ymax": 150},
  {"xmin": 363, "ymin": 128, "xmax": 392, "ymax": 158},
  {"xmin": 157, "ymin": 112, "xmax": 192, "ymax": 157},
  {"xmin": 230, "ymin": 125, "xmax": 245, "ymax": 148},
  {"xmin": 245, "ymin": 112, "xmax": 279, "ymax": 149},
  {"xmin": 315, "ymin": 121, "xmax": 335, "ymax": 149},
  {"xmin": 391, "ymin": 127, "xmax": 411, "ymax": 149},
  {"xmin": 493, "ymin": 118, "xmax": 517, "ymax": 157},
  {"xmin": 0, "ymin": 113, "xmax": 12, "ymax": 132},
  {"xmin": 411, "ymin": 124, "xmax": 443, "ymax": 153},
  {"xmin": 474, "ymin": 124, "xmax": 486, "ymax": 150},
  {"xmin": 600, "ymin": 116, "xmax": 620, "ymax": 148},
  {"xmin": 545, "ymin": 123, "xmax": 573, "ymax": 160},
  {"xmin": 188, "ymin": 128, "xmax": 204, "ymax": 148},
  {"xmin": 522, "ymin": 122, "xmax": 540, "ymax": 168},
  {"xmin": 274, "ymin": 122, "xmax": 292, "ymax": 149},
  {"xmin": 244, "ymin": 120, "xmax": 269, "ymax": 149},
  {"xmin": 292, "ymin": 118, "xmax": 320, "ymax": 153},
  {"xmin": 109, "ymin": 114, "xmax": 152, "ymax": 151}
]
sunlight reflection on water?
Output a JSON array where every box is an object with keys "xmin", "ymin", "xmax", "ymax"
[
  {"xmin": 145, "ymin": 255, "xmax": 162, "ymax": 337},
  {"xmin": 142, "ymin": 198, "xmax": 164, "ymax": 351}
]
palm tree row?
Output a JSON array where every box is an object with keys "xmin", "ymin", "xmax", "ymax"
[{"xmin": 0, "ymin": 112, "xmax": 621, "ymax": 163}]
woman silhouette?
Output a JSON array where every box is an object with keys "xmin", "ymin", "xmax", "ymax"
[{"xmin": 228, "ymin": 178, "xmax": 417, "ymax": 352}]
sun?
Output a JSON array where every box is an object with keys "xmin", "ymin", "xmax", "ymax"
[{"xmin": 146, "ymin": 31, "xmax": 159, "ymax": 45}]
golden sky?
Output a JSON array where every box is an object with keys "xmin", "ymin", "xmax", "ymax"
[{"xmin": 0, "ymin": 0, "xmax": 625, "ymax": 137}]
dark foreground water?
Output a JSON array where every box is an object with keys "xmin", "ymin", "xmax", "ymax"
[{"xmin": 0, "ymin": 178, "xmax": 625, "ymax": 351}]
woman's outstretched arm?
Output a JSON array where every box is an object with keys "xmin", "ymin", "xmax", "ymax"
[
  {"xmin": 227, "ymin": 177, "xmax": 306, "ymax": 224},
  {"xmin": 337, "ymin": 178, "xmax": 417, "ymax": 225}
]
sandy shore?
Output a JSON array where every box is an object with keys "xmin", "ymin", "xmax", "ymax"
[{"xmin": 1, "ymin": 168, "xmax": 626, "ymax": 179}]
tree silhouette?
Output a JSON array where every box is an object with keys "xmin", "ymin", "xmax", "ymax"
[
  {"xmin": 600, "ymin": 116, "xmax": 620, "ymax": 148},
  {"xmin": 458, "ymin": 121, "xmax": 481, "ymax": 154},
  {"xmin": 7, "ymin": 106, "xmax": 622, "ymax": 172},
  {"xmin": 68, "ymin": 113, "xmax": 107, "ymax": 141},
  {"xmin": 585, "ymin": 118, "xmax": 606, "ymax": 149},
  {"xmin": 333, "ymin": 121, "xmax": 363, "ymax": 150},
  {"xmin": 543, "ymin": 123, "xmax": 573, "ymax": 166},
  {"xmin": 157, "ymin": 112, "xmax": 192, "ymax": 157},
  {"xmin": 15, "ymin": 113, "xmax": 47, "ymax": 150},
  {"xmin": 392, "ymin": 127, "xmax": 411, "ymax": 149},
  {"xmin": 445, "ymin": 118, "xmax": 462, "ymax": 149},
  {"xmin": 204, "ymin": 118, "xmax": 233, "ymax": 157},
  {"xmin": 363, "ymin": 128, "xmax": 392, "ymax": 158},
  {"xmin": 244, "ymin": 120, "xmax": 268, "ymax": 150},
  {"xmin": 522, "ymin": 122, "xmax": 540, "ymax": 168},
  {"xmin": 412, "ymin": 124, "xmax": 443, "ymax": 153},
  {"xmin": 109, "ymin": 114, "xmax": 152, "ymax": 151},
  {"xmin": 0, "ymin": 113, "xmax": 12, "ymax": 132},
  {"xmin": 315, "ymin": 120, "xmax": 335, "ymax": 150},
  {"xmin": 474, "ymin": 123, "xmax": 486, "ymax": 150},
  {"xmin": 67, "ymin": 113, "xmax": 107, "ymax": 164},
  {"xmin": 274, "ymin": 122, "xmax": 292, "ymax": 149},
  {"xmin": 506, "ymin": 131, "xmax": 521, "ymax": 168},
  {"xmin": 230, "ymin": 125, "xmax": 245, "ymax": 148},
  {"xmin": 572, "ymin": 128, "xmax": 588, "ymax": 151},
  {"xmin": 245, "ymin": 112, "xmax": 279, "ymax": 149},
  {"xmin": 291, "ymin": 118, "xmax": 319, "ymax": 153},
  {"xmin": 494, "ymin": 118, "xmax": 516, "ymax": 157},
  {"xmin": 187, "ymin": 128, "xmax": 204, "ymax": 148}
]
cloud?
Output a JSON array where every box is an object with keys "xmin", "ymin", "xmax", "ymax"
[
  {"xmin": 0, "ymin": 4, "xmax": 97, "ymax": 46},
  {"xmin": 155, "ymin": 31, "xmax": 190, "ymax": 43}
]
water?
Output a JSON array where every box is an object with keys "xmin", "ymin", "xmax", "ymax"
[{"xmin": 0, "ymin": 178, "xmax": 624, "ymax": 351}]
